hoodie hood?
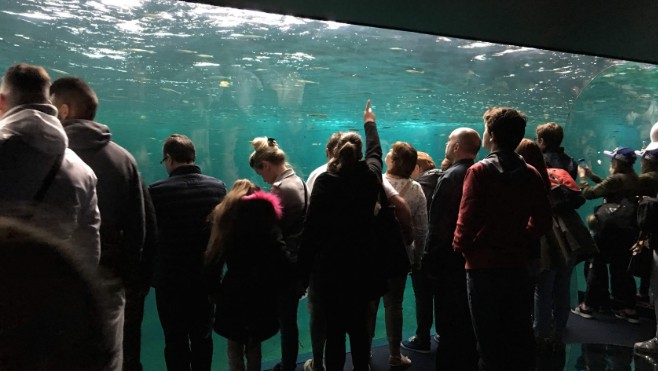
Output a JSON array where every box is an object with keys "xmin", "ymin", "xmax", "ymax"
[
  {"xmin": 481, "ymin": 151, "xmax": 531, "ymax": 184},
  {"xmin": 62, "ymin": 119, "xmax": 111, "ymax": 151},
  {"xmin": 0, "ymin": 104, "xmax": 66, "ymax": 155}
]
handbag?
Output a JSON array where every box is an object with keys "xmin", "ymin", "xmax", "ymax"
[
  {"xmin": 371, "ymin": 187, "xmax": 410, "ymax": 296},
  {"xmin": 627, "ymin": 246, "xmax": 652, "ymax": 278}
]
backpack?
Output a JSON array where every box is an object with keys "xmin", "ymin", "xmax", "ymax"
[
  {"xmin": 547, "ymin": 168, "xmax": 586, "ymax": 212},
  {"xmin": 371, "ymin": 187, "xmax": 409, "ymax": 297},
  {"xmin": 637, "ymin": 196, "xmax": 658, "ymax": 235}
]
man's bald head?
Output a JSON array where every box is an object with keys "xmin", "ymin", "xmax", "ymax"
[{"xmin": 445, "ymin": 127, "xmax": 481, "ymax": 162}]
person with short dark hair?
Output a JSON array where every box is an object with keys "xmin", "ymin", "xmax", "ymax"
[
  {"xmin": 453, "ymin": 107, "xmax": 551, "ymax": 371},
  {"xmin": 149, "ymin": 134, "xmax": 227, "ymax": 371},
  {"xmin": 50, "ymin": 76, "xmax": 147, "ymax": 370},
  {"xmin": 536, "ymin": 122, "xmax": 578, "ymax": 180},
  {"xmin": 0, "ymin": 63, "xmax": 100, "ymax": 270}
]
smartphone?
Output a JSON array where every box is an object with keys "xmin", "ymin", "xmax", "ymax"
[{"xmin": 578, "ymin": 159, "xmax": 588, "ymax": 169}]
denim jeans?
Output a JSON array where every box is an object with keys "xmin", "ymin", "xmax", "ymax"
[
  {"xmin": 467, "ymin": 267, "xmax": 535, "ymax": 371},
  {"xmin": 533, "ymin": 264, "xmax": 574, "ymax": 339},
  {"xmin": 410, "ymin": 268, "xmax": 437, "ymax": 345}
]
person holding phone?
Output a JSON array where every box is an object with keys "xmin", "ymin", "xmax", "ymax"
[
  {"xmin": 572, "ymin": 147, "xmax": 641, "ymax": 323},
  {"xmin": 536, "ymin": 122, "xmax": 578, "ymax": 180}
]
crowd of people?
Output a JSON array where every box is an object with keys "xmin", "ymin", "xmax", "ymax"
[{"xmin": 1, "ymin": 62, "xmax": 657, "ymax": 371}]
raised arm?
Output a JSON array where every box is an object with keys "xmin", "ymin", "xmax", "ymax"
[{"xmin": 363, "ymin": 99, "xmax": 382, "ymax": 176}]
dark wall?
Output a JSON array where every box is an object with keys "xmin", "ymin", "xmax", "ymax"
[{"xmin": 185, "ymin": 0, "xmax": 658, "ymax": 65}]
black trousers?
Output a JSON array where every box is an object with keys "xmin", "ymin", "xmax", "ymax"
[
  {"xmin": 123, "ymin": 286, "xmax": 149, "ymax": 371},
  {"xmin": 155, "ymin": 286, "xmax": 213, "ymax": 371},
  {"xmin": 434, "ymin": 269, "xmax": 478, "ymax": 371},
  {"xmin": 322, "ymin": 293, "xmax": 370, "ymax": 371},
  {"xmin": 467, "ymin": 267, "xmax": 535, "ymax": 371}
]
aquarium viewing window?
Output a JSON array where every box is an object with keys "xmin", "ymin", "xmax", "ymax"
[{"xmin": 0, "ymin": 0, "xmax": 656, "ymax": 369}]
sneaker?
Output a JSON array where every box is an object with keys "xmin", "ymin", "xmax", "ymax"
[
  {"xmin": 635, "ymin": 338, "xmax": 658, "ymax": 355},
  {"xmin": 400, "ymin": 335, "xmax": 431, "ymax": 354},
  {"xmin": 303, "ymin": 359, "xmax": 325, "ymax": 371},
  {"xmin": 614, "ymin": 309, "xmax": 640, "ymax": 324},
  {"xmin": 388, "ymin": 354, "xmax": 412, "ymax": 368},
  {"xmin": 432, "ymin": 334, "xmax": 440, "ymax": 344},
  {"xmin": 571, "ymin": 303, "xmax": 593, "ymax": 319}
]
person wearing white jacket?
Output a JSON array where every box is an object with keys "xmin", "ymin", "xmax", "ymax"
[{"xmin": 0, "ymin": 63, "xmax": 100, "ymax": 271}]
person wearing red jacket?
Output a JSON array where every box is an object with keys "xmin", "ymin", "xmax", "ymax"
[{"xmin": 453, "ymin": 107, "xmax": 552, "ymax": 371}]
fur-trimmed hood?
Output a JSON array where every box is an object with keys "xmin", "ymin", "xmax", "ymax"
[{"xmin": 242, "ymin": 190, "xmax": 283, "ymax": 221}]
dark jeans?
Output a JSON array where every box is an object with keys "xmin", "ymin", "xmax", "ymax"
[
  {"xmin": 277, "ymin": 283, "xmax": 299, "ymax": 371},
  {"xmin": 585, "ymin": 232, "xmax": 636, "ymax": 309},
  {"xmin": 323, "ymin": 294, "xmax": 370, "ymax": 371},
  {"xmin": 123, "ymin": 286, "xmax": 149, "ymax": 371},
  {"xmin": 434, "ymin": 269, "xmax": 478, "ymax": 371},
  {"xmin": 155, "ymin": 286, "xmax": 213, "ymax": 371},
  {"xmin": 410, "ymin": 268, "xmax": 438, "ymax": 344},
  {"xmin": 467, "ymin": 267, "xmax": 535, "ymax": 371}
]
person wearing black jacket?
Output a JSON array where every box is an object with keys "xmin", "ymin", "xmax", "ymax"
[
  {"xmin": 149, "ymin": 134, "xmax": 227, "ymax": 371},
  {"xmin": 123, "ymin": 183, "xmax": 158, "ymax": 371},
  {"xmin": 50, "ymin": 76, "xmax": 146, "ymax": 371},
  {"xmin": 536, "ymin": 122, "xmax": 578, "ymax": 180},
  {"xmin": 423, "ymin": 128, "xmax": 481, "ymax": 371},
  {"xmin": 298, "ymin": 100, "xmax": 381, "ymax": 371}
]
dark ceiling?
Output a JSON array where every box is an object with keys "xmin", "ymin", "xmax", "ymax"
[{"xmin": 183, "ymin": 0, "xmax": 658, "ymax": 65}]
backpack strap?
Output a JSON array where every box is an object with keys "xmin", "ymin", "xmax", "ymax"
[{"xmin": 34, "ymin": 154, "xmax": 63, "ymax": 202}]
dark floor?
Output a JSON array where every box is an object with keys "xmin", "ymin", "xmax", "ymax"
[{"xmin": 271, "ymin": 311, "xmax": 657, "ymax": 370}]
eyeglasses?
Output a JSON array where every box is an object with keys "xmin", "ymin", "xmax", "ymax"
[{"xmin": 160, "ymin": 156, "xmax": 168, "ymax": 164}]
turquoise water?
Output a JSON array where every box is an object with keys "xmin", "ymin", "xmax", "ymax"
[{"xmin": 1, "ymin": 0, "xmax": 657, "ymax": 370}]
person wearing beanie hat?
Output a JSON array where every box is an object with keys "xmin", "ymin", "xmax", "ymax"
[{"xmin": 572, "ymin": 146, "xmax": 640, "ymax": 323}]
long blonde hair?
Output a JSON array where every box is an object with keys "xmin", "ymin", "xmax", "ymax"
[{"xmin": 205, "ymin": 179, "xmax": 260, "ymax": 265}]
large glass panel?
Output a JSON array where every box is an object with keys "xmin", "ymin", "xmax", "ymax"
[{"xmin": 1, "ymin": 0, "xmax": 656, "ymax": 370}]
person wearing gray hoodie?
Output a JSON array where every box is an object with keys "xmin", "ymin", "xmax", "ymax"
[
  {"xmin": 50, "ymin": 76, "xmax": 147, "ymax": 371},
  {"xmin": 0, "ymin": 64, "xmax": 100, "ymax": 269}
]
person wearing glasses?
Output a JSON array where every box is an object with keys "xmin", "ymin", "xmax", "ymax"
[{"xmin": 149, "ymin": 134, "xmax": 227, "ymax": 371}]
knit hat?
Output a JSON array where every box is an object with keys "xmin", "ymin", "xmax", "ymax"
[{"xmin": 603, "ymin": 146, "xmax": 636, "ymax": 164}]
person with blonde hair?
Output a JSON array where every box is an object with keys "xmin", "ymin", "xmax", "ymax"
[
  {"xmin": 249, "ymin": 136, "xmax": 307, "ymax": 371},
  {"xmin": 205, "ymin": 179, "xmax": 288, "ymax": 371}
]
